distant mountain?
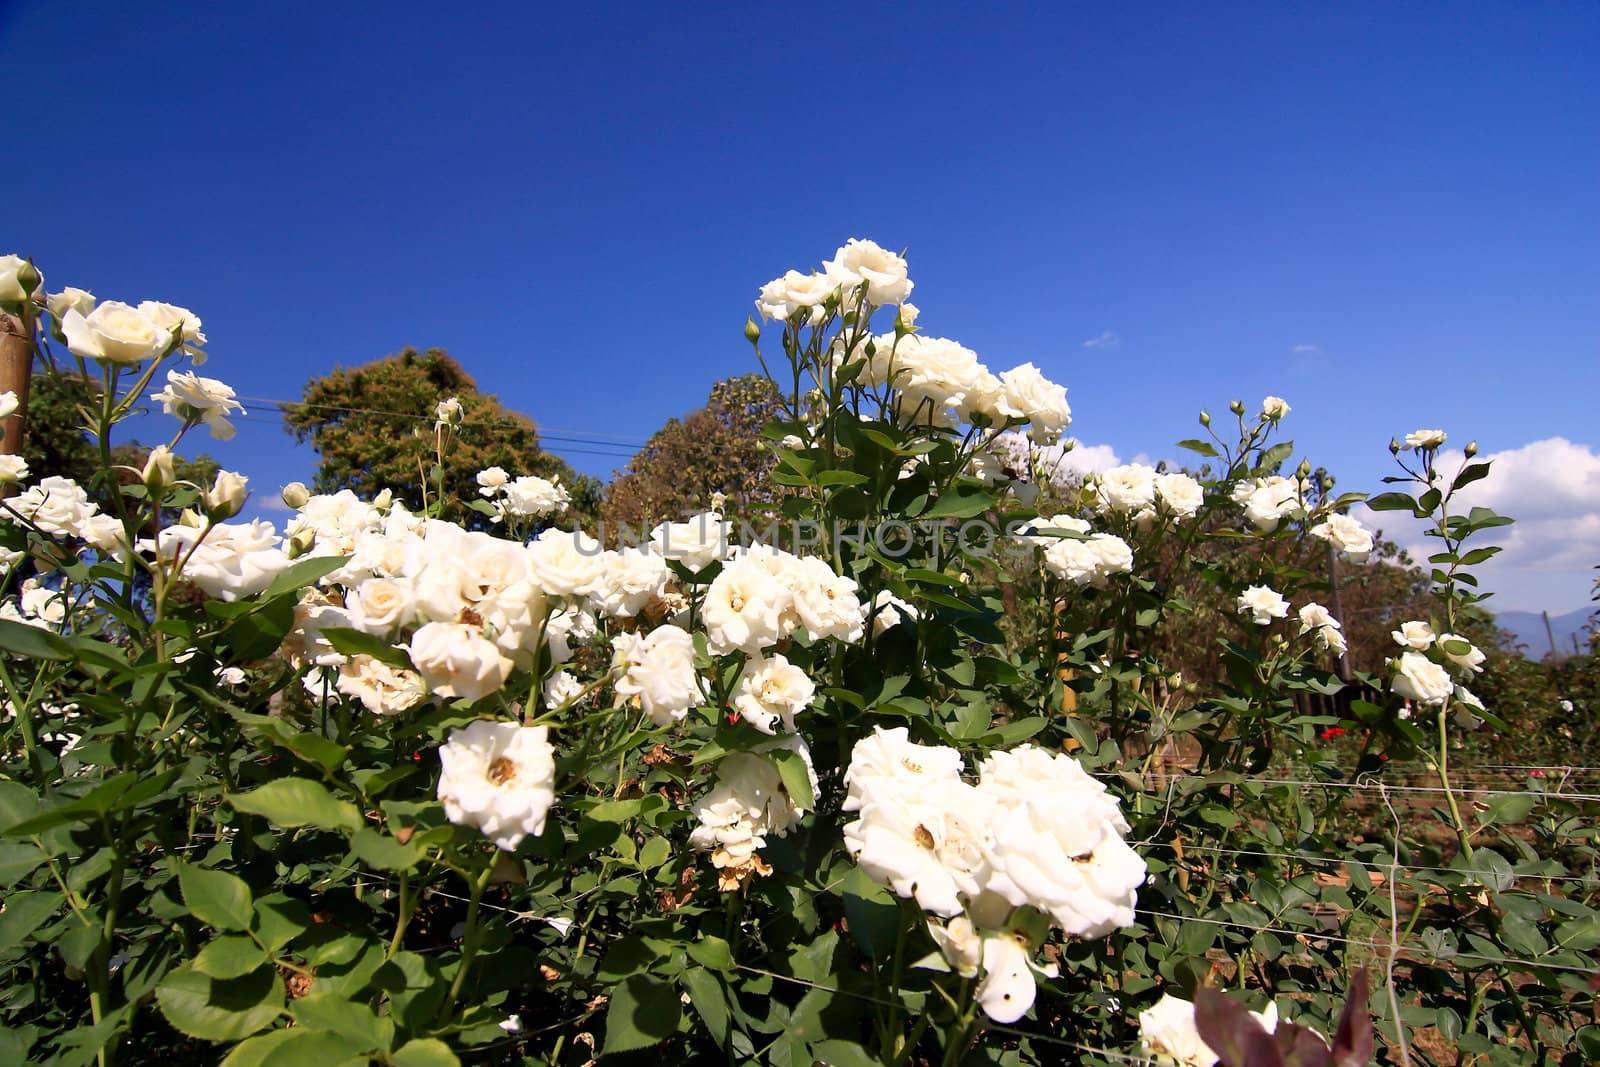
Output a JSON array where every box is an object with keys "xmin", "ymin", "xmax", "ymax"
[{"xmin": 1494, "ymin": 608, "xmax": 1593, "ymax": 658}]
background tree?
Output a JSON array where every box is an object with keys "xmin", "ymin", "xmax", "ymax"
[
  {"xmin": 21, "ymin": 370, "xmax": 98, "ymax": 488},
  {"xmin": 282, "ymin": 346, "xmax": 598, "ymax": 527},
  {"xmin": 601, "ymin": 373, "xmax": 783, "ymax": 535}
]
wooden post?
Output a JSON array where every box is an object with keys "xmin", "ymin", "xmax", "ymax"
[
  {"xmin": 0, "ymin": 312, "xmax": 29, "ymax": 496},
  {"xmin": 1325, "ymin": 541, "xmax": 1353, "ymax": 681}
]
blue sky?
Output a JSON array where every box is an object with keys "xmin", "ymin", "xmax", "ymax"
[{"xmin": 5, "ymin": 2, "xmax": 1597, "ymax": 612}]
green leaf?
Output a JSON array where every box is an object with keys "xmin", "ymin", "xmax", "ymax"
[
  {"xmin": 0, "ymin": 891, "xmax": 62, "ymax": 951},
  {"xmin": 680, "ymin": 967, "xmax": 729, "ymax": 1047},
  {"xmin": 1468, "ymin": 849, "xmax": 1515, "ymax": 893},
  {"xmin": 219, "ymin": 1028, "xmax": 368, "ymax": 1067},
  {"xmin": 156, "ymin": 964, "xmax": 284, "ymax": 1042},
  {"xmin": 1479, "ymin": 793, "xmax": 1537, "ymax": 827},
  {"xmin": 291, "ymin": 992, "xmax": 394, "ymax": 1052},
  {"xmin": 1365, "ymin": 491, "xmax": 1418, "ymax": 513},
  {"xmin": 193, "ymin": 936, "xmax": 268, "ymax": 980},
  {"xmin": 810, "ymin": 1039, "xmax": 881, "ymax": 1067},
  {"xmin": 921, "ymin": 486, "xmax": 995, "ymax": 520},
  {"xmin": 257, "ymin": 555, "xmax": 351, "ymax": 602},
  {"xmin": 840, "ymin": 866, "xmax": 899, "ymax": 958},
  {"xmin": 229, "ymin": 779, "xmax": 362, "ymax": 833},
  {"xmin": 1451, "ymin": 461, "xmax": 1492, "ymax": 491},
  {"xmin": 770, "ymin": 748, "xmax": 815, "ymax": 811},
  {"xmin": 179, "ymin": 864, "xmax": 255, "ymax": 932},
  {"xmin": 1176, "ymin": 438, "xmax": 1219, "ymax": 457},
  {"xmin": 390, "ymin": 1039, "xmax": 460, "ymax": 1067},
  {"xmin": 318, "ymin": 627, "xmax": 413, "ymax": 670},
  {"xmin": 687, "ymin": 935, "xmax": 736, "ymax": 972},
  {"xmin": 348, "ymin": 827, "xmax": 425, "ymax": 871},
  {"xmin": 603, "ymin": 974, "xmax": 681, "ymax": 1056},
  {"xmin": 0, "ymin": 619, "xmax": 73, "ymax": 661}
]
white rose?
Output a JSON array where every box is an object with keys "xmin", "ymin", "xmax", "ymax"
[
  {"xmin": 784, "ymin": 554, "xmax": 865, "ymax": 643},
  {"xmin": 0, "ymin": 390, "xmax": 16, "ymax": 421},
  {"xmin": 995, "ymin": 363, "xmax": 1071, "ymax": 443},
  {"xmin": 1139, "ymin": 994, "xmax": 1279, "ymax": 1067},
  {"xmin": 590, "ymin": 547, "xmax": 670, "ymax": 618},
  {"xmin": 526, "ymin": 528, "xmax": 606, "ymax": 599},
  {"xmin": 497, "ymin": 475, "xmax": 570, "ymax": 521},
  {"xmin": 975, "ymin": 931, "xmax": 1055, "ymax": 1025},
  {"xmin": 1390, "ymin": 620, "xmax": 1435, "ymax": 650},
  {"xmin": 1309, "ymin": 512, "xmax": 1373, "ymax": 562},
  {"xmin": 1391, "ymin": 651, "xmax": 1454, "ymax": 705},
  {"xmin": 4, "ymin": 476, "xmax": 98, "ymax": 538},
  {"xmin": 0, "ymin": 454, "xmax": 28, "ymax": 484},
  {"xmin": 755, "ymin": 269, "xmax": 836, "ymax": 324},
  {"xmin": 1094, "ymin": 464, "xmax": 1158, "ymax": 514},
  {"xmin": 1236, "ymin": 476, "xmax": 1303, "ymax": 531},
  {"xmin": 690, "ymin": 739, "xmax": 816, "ymax": 889},
  {"xmin": 977, "ymin": 745, "xmax": 1144, "ymax": 938},
  {"xmin": 1236, "ymin": 585, "xmax": 1289, "ymax": 625},
  {"xmin": 336, "ymin": 655, "xmax": 426, "ymax": 716},
  {"xmin": 406, "ymin": 622, "xmax": 514, "ymax": 702},
  {"xmin": 435, "ymin": 396, "xmax": 464, "ymax": 428},
  {"xmin": 1262, "ymin": 395, "xmax": 1291, "ymax": 420},
  {"xmin": 346, "ymin": 577, "xmax": 417, "ymax": 635},
  {"xmin": 476, "ymin": 467, "xmax": 510, "ymax": 495},
  {"xmin": 150, "ymin": 370, "xmax": 245, "ymax": 440},
  {"xmin": 136, "ymin": 301, "xmax": 206, "ymax": 350},
  {"xmin": 702, "ymin": 554, "xmax": 791, "ymax": 654},
  {"xmin": 46, "ymin": 287, "xmax": 94, "ymax": 321},
  {"xmin": 649, "ymin": 511, "xmax": 733, "ymax": 570},
  {"xmin": 157, "ymin": 520, "xmax": 291, "ymax": 601},
  {"xmin": 1405, "ymin": 428, "xmax": 1447, "ymax": 450},
  {"xmin": 611, "ymin": 624, "xmax": 705, "ymax": 725},
  {"xmin": 437, "ymin": 720, "xmax": 556, "ymax": 851},
  {"xmin": 542, "ymin": 669, "xmax": 586, "ymax": 710},
  {"xmin": 60, "ymin": 301, "xmax": 171, "ymax": 364},
  {"xmin": 1437, "ymin": 633, "xmax": 1485, "ymax": 674},
  {"xmin": 870, "ymin": 590, "xmax": 919, "ymax": 636},
  {"xmin": 843, "ymin": 775, "xmax": 996, "ymax": 917},
  {"xmin": 928, "ymin": 916, "xmax": 982, "ymax": 977},
  {"xmin": 1154, "ymin": 472, "xmax": 1204, "ymax": 519},
  {"xmin": 1297, "ymin": 603, "xmax": 1348, "ymax": 656},
  {"xmin": 733, "ymin": 654, "xmax": 815, "ymax": 735},
  {"xmin": 843, "ymin": 726, "xmax": 965, "ymax": 812},
  {"xmin": 0, "ymin": 255, "xmax": 40, "ymax": 302},
  {"xmin": 823, "ymin": 238, "xmax": 913, "ymax": 307},
  {"xmin": 203, "ymin": 470, "xmax": 249, "ymax": 519}
]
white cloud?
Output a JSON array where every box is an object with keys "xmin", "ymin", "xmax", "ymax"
[
  {"xmin": 1364, "ymin": 437, "xmax": 1600, "ymax": 613},
  {"xmin": 1082, "ymin": 330, "xmax": 1119, "ymax": 349},
  {"xmin": 1290, "ymin": 343, "xmax": 1322, "ymax": 355}
]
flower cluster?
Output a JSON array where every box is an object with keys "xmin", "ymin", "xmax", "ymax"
[
  {"xmin": 1387, "ymin": 619, "xmax": 1486, "ymax": 709},
  {"xmin": 843, "ymin": 728, "xmax": 1145, "ymax": 1021},
  {"xmin": 1017, "ymin": 514, "xmax": 1134, "ymax": 586},
  {"xmin": 477, "ymin": 468, "xmax": 570, "ymax": 524}
]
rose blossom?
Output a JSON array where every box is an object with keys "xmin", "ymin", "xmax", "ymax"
[
  {"xmin": 406, "ymin": 622, "xmax": 514, "ymax": 702},
  {"xmin": 60, "ymin": 301, "xmax": 172, "ymax": 364},
  {"xmin": 1236, "ymin": 585, "xmax": 1290, "ymax": 625},
  {"xmin": 1391, "ymin": 651, "xmax": 1454, "ymax": 705},
  {"xmin": 437, "ymin": 720, "xmax": 556, "ymax": 851}
]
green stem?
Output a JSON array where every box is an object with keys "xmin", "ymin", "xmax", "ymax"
[
  {"xmin": 1434, "ymin": 705, "xmax": 1474, "ymax": 861},
  {"xmin": 387, "ymin": 869, "xmax": 414, "ymax": 959},
  {"xmin": 441, "ymin": 862, "xmax": 495, "ymax": 1019}
]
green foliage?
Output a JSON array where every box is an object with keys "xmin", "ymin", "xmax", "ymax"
[
  {"xmin": 601, "ymin": 372, "xmax": 784, "ymax": 532},
  {"xmin": 282, "ymin": 346, "xmax": 593, "ymax": 527}
]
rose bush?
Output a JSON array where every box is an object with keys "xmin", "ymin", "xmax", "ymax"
[{"xmin": 0, "ymin": 243, "xmax": 1594, "ymax": 1067}]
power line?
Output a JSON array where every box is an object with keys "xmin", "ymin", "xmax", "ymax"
[{"xmin": 236, "ymin": 394, "xmax": 652, "ymax": 448}]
